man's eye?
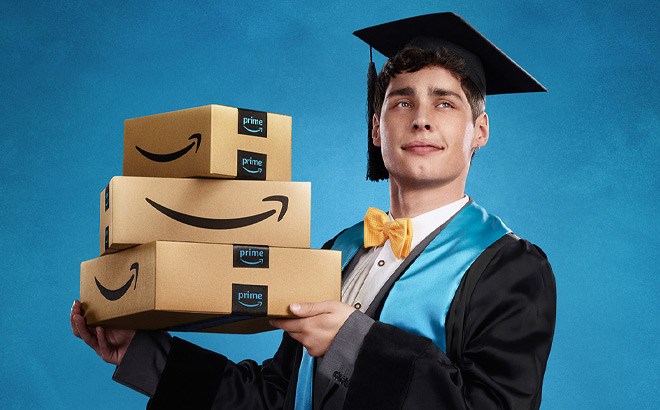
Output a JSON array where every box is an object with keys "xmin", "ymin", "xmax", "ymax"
[
  {"xmin": 438, "ymin": 102, "xmax": 453, "ymax": 108},
  {"xmin": 397, "ymin": 101, "xmax": 411, "ymax": 107}
]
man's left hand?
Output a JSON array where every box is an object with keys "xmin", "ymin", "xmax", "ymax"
[{"xmin": 270, "ymin": 301, "xmax": 355, "ymax": 357}]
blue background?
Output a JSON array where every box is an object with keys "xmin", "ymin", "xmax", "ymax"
[{"xmin": 1, "ymin": 0, "xmax": 658, "ymax": 408}]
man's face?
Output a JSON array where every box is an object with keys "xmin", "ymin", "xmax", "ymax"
[{"xmin": 373, "ymin": 66, "xmax": 488, "ymax": 191}]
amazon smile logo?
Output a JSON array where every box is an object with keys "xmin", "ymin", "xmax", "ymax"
[
  {"xmin": 233, "ymin": 245, "xmax": 269, "ymax": 268},
  {"xmin": 242, "ymin": 117, "xmax": 263, "ymax": 133},
  {"xmin": 237, "ymin": 150, "xmax": 267, "ymax": 180},
  {"xmin": 95, "ymin": 262, "xmax": 139, "ymax": 301},
  {"xmin": 238, "ymin": 109, "xmax": 267, "ymax": 138},
  {"xmin": 135, "ymin": 133, "xmax": 202, "ymax": 162},
  {"xmin": 145, "ymin": 195, "xmax": 288, "ymax": 229},
  {"xmin": 242, "ymin": 157, "xmax": 263, "ymax": 174},
  {"xmin": 238, "ymin": 292, "xmax": 263, "ymax": 308},
  {"xmin": 232, "ymin": 284, "xmax": 268, "ymax": 315}
]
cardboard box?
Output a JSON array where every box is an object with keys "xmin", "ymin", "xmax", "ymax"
[
  {"xmin": 80, "ymin": 241, "xmax": 341, "ymax": 334},
  {"xmin": 123, "ymin": 105, "xmax": 292, "ymax": 181},
  {"xmin": 100, "ymin": 176, "xmax": 310, "ymax": 255}
]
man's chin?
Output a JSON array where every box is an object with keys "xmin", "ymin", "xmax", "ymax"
[
  {"xmin": 388, "ymin": 170, "xmax": 467, "ymax": 190},
  {"xmin": 390, "ymin": 174, "xmax": 445, "ymax": 189}
]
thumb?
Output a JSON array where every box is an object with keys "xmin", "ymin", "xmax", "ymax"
[{"xmin": 289, "ymin": 302, "xmax": 322, "ymax": 318}]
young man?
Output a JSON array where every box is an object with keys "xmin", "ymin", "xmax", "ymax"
[{"xmin": 71, "ymin": 12, "xmax": 556, "ymax": 409}]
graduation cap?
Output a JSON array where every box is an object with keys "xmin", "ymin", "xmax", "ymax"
[{"xmin": 353, "ymin": 12, "xmax": 546, "ymax": 181}]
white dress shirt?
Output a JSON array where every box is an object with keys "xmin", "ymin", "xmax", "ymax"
[{"xmin": 342, "ymin": 196, "xmax": 469, "ymax": 313}]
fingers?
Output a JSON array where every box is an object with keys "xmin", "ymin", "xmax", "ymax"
[
  {"xmin": 270, "ymin": 302, "xmax": 333, "ymax": 331},
  {"xmin": 270, "ymin": 318, "xmax": 303, "ymax": 333},
  {"xmin": 288, "ymin": 301, "xmax": 334, "ymax": 318},
  {"xmin": 71, "ymin": 300, "xmax": 125, "ymax": 365},
  {"xmin": 70, "ymin": 300, "xmax": 81, "ymax": 338},
  {"xmin": 273, "ymin": 301, "xmax": 355, "ymax": 357},
  {"xmin": 72, "ymin": 312, "xmax": 99, "ymax": 351},
  {"xmin": 96, "ymin": 327, "xmax": 113, "ymax": 364},
  {"xmin": 274, "ymin": 300, "xmax": 351, "ymax": 331}
]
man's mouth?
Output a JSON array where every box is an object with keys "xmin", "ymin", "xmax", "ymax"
[{"xmin": 401, "ymin": 140, "xmax": 444, "ymax": 154}]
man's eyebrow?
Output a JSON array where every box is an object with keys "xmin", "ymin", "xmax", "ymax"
[
  {"xmin": 429, "ymin": 88, "xmax": 463, "ymax": 100},
  {"xmin": 386, "ymin": 87, "xmax": 415, "ymax": 98},
  {"xmin": 386, "ymin": 86, "xmax": 463, "ymax": 100}
]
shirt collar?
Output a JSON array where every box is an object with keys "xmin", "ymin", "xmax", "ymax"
[{"xmin": 400, "ymin": 196, "xmax": 470, "ymax": 250}]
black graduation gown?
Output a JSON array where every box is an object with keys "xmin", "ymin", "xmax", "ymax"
[{"xmin": 146, "ymin": 231, "xmax": 556, "ymax": 409}]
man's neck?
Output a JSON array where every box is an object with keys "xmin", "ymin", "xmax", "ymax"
[{"xmin": 388, "ymin": 177, "xmax": 466, "ymax": 219}]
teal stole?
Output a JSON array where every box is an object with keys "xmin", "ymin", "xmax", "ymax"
[{"xmin": 294, "ymin": 201, "xmax": 510, "ymax": 409}]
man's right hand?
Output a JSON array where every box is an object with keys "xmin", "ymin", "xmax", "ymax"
[{"xmin": 70, "ymin": 300, "xmax": 136, "ymax": 365}]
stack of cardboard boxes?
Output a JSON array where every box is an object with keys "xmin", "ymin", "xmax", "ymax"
[{"xmin": 80, "ymin": 105, "xmax": 341, "ymax": 334}]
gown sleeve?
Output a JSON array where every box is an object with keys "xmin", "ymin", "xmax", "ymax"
[
  {"xmin": 343, "ymin": 238, "xmax": 557, "ymax": 410},
  {"xmin": 112, "ymin": 330, "xmax": 173, "ymax": 397},
  {"xmin": 146, "ymin": 331, "xmax": 302, "ymax": 409}
]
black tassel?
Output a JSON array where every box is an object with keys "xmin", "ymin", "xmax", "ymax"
[{"xmin": 366, "ymin": 48, "xmax": 388, "ymax": 181}]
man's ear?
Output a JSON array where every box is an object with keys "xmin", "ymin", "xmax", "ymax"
[
  {"xmin": 372, "ymin": 114, "xmax": 381, "ymax": 147},
  {"xmin": 472, "ymin": 112, "xmax": 489, "ymax": 149}
]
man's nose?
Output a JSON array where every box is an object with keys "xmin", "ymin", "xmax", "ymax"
[{"xmin": 412, "ymin": 108, "xmax": 432, "ymax": 131}]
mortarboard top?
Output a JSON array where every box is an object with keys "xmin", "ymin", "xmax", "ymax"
[
  {"xmin": 353, "ymin": 12, "xmax": 546, "ymax": 181},
  {"xmin": 353, "ymin": 12, "xmax": 546, "ymax": 96}
]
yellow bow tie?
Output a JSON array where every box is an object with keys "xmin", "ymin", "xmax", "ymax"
[{"xmin": 363, "ymin": 208, "xmax": 413, "ymax": 259}]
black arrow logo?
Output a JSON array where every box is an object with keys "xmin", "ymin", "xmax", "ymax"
[
  {"xmin": 135, "ymin": 133, "xmax": 202, "ymax": 162},
  {"xmin": 144, "ymin": 195, "xmax": 289, "ymax": 229},
  {"xmin": 95, "ymin": 262, "xmax": 140, "ymax": 301}
]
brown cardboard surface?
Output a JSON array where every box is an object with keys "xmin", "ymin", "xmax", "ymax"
[
  {"xmin": 123, "ymin": 105, "xmax": 292, "ymax": 181},
  {"xmin": 81, "ymin": 241, "xmax": 341, "ymax": 334},
  {"xmin": 100, "ymin": 176, "xmax": 310, "ymax": 255}
]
